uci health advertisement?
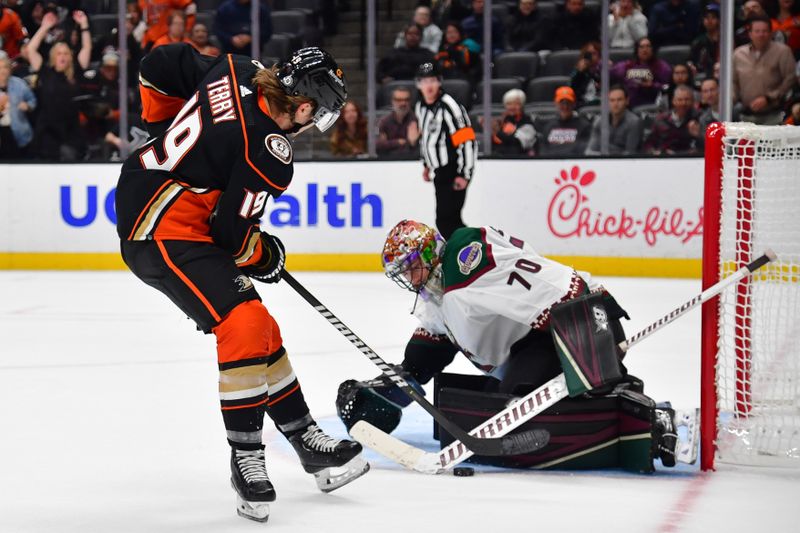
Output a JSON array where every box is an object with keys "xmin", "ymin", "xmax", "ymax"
[{"xmin": 0, "ymin": 158, "xmax": 704, "ymax": 276}]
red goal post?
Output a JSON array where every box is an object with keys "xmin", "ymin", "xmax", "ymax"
[{"xmin": 702, "ymin": 122, "xmax": 800, "ymax": 470}]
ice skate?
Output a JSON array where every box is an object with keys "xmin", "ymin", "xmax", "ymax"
[
  {"xmin": 654, "ymin": 404, "xmax": 678, "ymax": 467},
  {"xmin": 230, "ymin": 447, "xmax": 275, "ymax": 522},
  {"xmin": 289, "ymin": 424, "xmax": 370, "ymax": 493}
]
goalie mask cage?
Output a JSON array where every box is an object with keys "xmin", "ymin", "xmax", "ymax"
[{"xmin": 702, "ymin": 122, "xmax": 800, "ymax": 470}]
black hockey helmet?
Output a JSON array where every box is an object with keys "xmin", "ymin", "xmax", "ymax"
[
  {"xmin": 278, "ymin": 47, "xmax": 347, "ymax": 132},
  {"xmin": 415, "ymin": 61, "xmax": 441, "ymax": 81}
]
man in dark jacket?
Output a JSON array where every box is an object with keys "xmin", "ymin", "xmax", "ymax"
[
  {"xmin": 648, "ymin": 0, "xmax": 701, "ymax": 47},
  {"xmin": 508, "ymin": 0, "xmax": 549, "ymax": 51},
  {"xmin": 378, "ymin": 24, "xmax": 434, "ymax": 83},
  {"xmin": 214, "ymin": 0, "xmax": 272, "ymax": 55},
  {"xmin": 546, "ymin": 0, "xmax": 600, "ymax": 51}
]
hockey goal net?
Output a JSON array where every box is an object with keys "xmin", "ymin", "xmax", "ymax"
[{"xmin": 702, "ymin": 122, "xmax": 800, "ymax": 470}]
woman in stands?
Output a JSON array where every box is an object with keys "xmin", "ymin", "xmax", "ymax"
[
  {"xmin": 27, "ymin": 10, "xmax": 91, "ymax": 160},
  {"xmin": 330, "ymin": 100, "xmax": 367, "ymax": 157},
  {"xmin": 610, "ymin": 36, "xmax": 672, "ymax": 108},
  {"xmin": 434, "ymin": 22, "xmax": 478, "ymax": 84}
]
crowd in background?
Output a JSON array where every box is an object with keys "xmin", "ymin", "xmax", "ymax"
[{"xmin": 2, "ymin": 0, "xmax": 800, "ymax": 161}]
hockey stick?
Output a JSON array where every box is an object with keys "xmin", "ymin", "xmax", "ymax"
[
  {"xmin": 351, "ymin": 249, "xmax": 777, "ymax": 474},
  {"xmin": 281, "ymin": 270, "xmax": 550, "ymax": 457}
]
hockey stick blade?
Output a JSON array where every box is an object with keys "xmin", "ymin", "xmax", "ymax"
[{"xmin": 282, "ymin": 271, "xmax": 544, "ymax": 457}]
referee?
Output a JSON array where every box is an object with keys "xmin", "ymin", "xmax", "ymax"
[{"xmin": 415, "ymin": 62, "xmax": 477, "ymax": 239}]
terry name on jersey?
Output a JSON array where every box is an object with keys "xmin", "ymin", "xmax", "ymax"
[{"xmin": 206, "ymin": 75, "xmax": 238, "ymax": 124}]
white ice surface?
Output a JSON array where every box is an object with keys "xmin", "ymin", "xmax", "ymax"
[{"xmin": 0, "ymin": 271, "xmax": 797, "ymax": 533}]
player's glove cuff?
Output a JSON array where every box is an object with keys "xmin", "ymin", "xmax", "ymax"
[{"xmin": 242, "ymin": 233, "xmax": 285, "ymax": 284}]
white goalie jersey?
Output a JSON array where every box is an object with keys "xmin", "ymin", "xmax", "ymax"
[{"xmin": 413, "ymin": 226, "xmax": 591, "ymax": 378}]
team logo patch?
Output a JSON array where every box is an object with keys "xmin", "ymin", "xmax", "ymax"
[
  {"xmin": 592, "ymin": 305, "xmax": 609, "ymax": 332},
  {"xmin": 457, "ymin": 242, "xmax": 483, "ymax": 275},
  {"xmin": 234, "ymin": 275, "xmax": 254, "ymax": 293},
  {"xmin": 265, "ymin": 134, "xmax": 292, "ymax": 164}
]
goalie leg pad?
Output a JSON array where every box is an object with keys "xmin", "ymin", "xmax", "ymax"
[{"xmin": 550, "ymin": 292, "xmax": 624, "ymax": 396}]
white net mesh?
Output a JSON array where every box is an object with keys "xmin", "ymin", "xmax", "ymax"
[{"xmin": 716, "ymin": 123, "xmax": 800, "ymax": 466}]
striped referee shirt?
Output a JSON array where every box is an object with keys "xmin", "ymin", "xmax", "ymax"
[{"xmin": 415, "ymin": 92, "xmax": 477, "ymax": 180}]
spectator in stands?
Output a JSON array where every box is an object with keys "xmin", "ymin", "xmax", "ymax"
[
  {"xmin": 80, "ymin": 48, "xmax": 124, "ymax": 158},
  {"xmin": 690, "ymin": 3, "xmax": 720, "ymax": 79},
  {"xmin": 189, "ymin": 23, "xmax": 219, "ymax": 56},
  {"xmin": 431, "ymin": 0, "xmax": 472, "ymax": 30},
  {"xmin": 0, "ymin": 51, "xmax": 36, "ymax": 158},
  {"xmin": 570, "ymin": 40, "xmax": 602, "ymax": 107},
  {"xmin": 608, "ymin": 0, "xmax": 648, "ymax": 49},
  {"xmin": 657, "ymin": 62, "xmax": 695, "ymax": 110},
  {"xmin": 214, "ymin": 0, "xmax": 271, "ymax": 55},
  {"xmin": 736, "ymin": 0, "xmax": 768, "ymax": 46},
  {"xmin": 508, "ymin": 0, "xmax": 549, "ymax": 52},
  {"xmin": 139, "ymin": 0, "xmax": 196, "ymax": 51},
  {"xmin": 697, "ymin": 77, "xmax": 727, "ymax": 136},
  {"xmin": 492, "ymin": 88, "xmax": 536, "ymax": 156},
  {"xmin": 151, "ymin": 11, "xmax": 191, "ymax": 49},
  {"xmin": 127, "ymin": 2, "xmax": 147, "ymax": 44},
  {"xmin": 785, "ymin": 100, "xmax": 800, "ymax": 123},
  {"xmin": 538, "ymin": 85, "xmax": 591, "ymax": 156},
  {"xmin": 434, "ymin": 21, "xmax": 478, "ymax": 83},
  {"xmin": 733, "ymin": 15, "xmax": 797, "ymax": 125},
  {"xmin": 28, "ymin": 11, "xmax": 89, "ymax": 160},
  {"xmin": 376, "ymin": 86, "xmax": 420, "ymax": 158},
  {"xmin": 330, "ymin": 100, "xmax": 367, "ymax": 158},
  {"xmin": 611, "ymin": 37, "xmax": 672, "ymax": 108},
  {"xmin": 377, "ymin": 24, "xmax": 434, "ymax": 83},
  {"xmin": 770, "ymin": 0, "xmax": 800, "ymax": 58},
  {"xmin": 547, "ymin": 0, "xmax": 600, "ymax": 51},
  {"xmin": 643, "ymin": 84, "xmax": 700, "ymax": 155},
  {"xmin": 94, "ymin": 8, "xmax": 143, "ymax": 90},
  {"xmin": 394, "ymin": 5, "xmax": 442, "ymax": 54},
  {"xmin": 647, "ymin": 0, "xmax": 701, "ymax": 48},
  {"xmin": 461, "ymin": 0, "xmax": 505, "ymax": 57},
  {"xmin": 0, "ymin": 4, "xmax": 26, "ymax": 59},
  {"xmin": 586, "ymin": 84, "xmax": 642, "ymax": 155},
  {"xmin": 20, "ymin": 0, "xmax": 44, "ymax": 37}
]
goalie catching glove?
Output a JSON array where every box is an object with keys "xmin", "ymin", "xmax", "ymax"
[
  {"xmin": 336, "ymin": 365, "xmax": 425, "ymax": 435},
  {"xmin": 242, "ymin": 233, "xmax": 285, "ymax": 284}
]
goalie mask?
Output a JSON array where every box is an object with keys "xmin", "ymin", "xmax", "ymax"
[
  {"xmin": 382, "ymin": 220, "xmax": 445, "ymax": 292},
  {"xmin": 278, "ymin": 47, "xmax": 347, "ymax": 132}
]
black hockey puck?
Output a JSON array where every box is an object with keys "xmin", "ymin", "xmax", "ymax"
[{"xmin": 453, "ymin": 467, "xmax": 475, "ymax": 477}]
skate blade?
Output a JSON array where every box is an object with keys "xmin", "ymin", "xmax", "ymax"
[
  {"xmin": 235, "ymin": 495, "xmax": 270, "ymax": 522},
  {"xmin": 314, "ymin": 454, "xmax": 370, "ymax": 493},
  {"xmin": 675, "ymin": 408, "xmax": 700, "ymax": 465}
]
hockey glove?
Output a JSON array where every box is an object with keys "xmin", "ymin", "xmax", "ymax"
[
  {"xmin": 242, "ymin": 233, "xmax": 286, "ymax": 284},
  {"xmin": 336, "ymin": 365, "xmax": 425, "ymax": 434}
]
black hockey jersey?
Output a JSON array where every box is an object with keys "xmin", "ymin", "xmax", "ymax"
[{"xmin": 115, "ymin": 44, "xmax": 293, "ymax": 269}]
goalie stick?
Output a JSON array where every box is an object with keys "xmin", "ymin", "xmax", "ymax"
[
  {"xmin": 351, "ymin": 249, "xmax": 777, "ymax": 474},
  {"xmin": 281, "ymin": 271, "xmax": 550, "ymax": 458}
]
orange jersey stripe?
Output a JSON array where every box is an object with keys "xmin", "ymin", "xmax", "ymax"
[
  {"xmin": 156, "ymin": 240, "xmax": 222, "ymax": 322},
  {"xmin": 152, "ymin": 189, "xmax": 221, "ymax": 241},
  {"xmin": 267, "ymin": 383, "xmax": 300, "ymax": 406},
  {"xmin": 451, "ymin": 126, "xmax": 476, "ymax": 146},
  {"xmin": 227, "ymin": 55, "xmax": 288, "ymax": 192},
  {"xmin": 220, "ymin": 397, "xmax": 270, "ymax": 411}
]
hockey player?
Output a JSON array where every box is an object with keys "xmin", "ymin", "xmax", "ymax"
[
  {"xmin": 337, "ymin": 220, "xmax": 694, "ymax": 472},
  {"xmin": 115, "ymin": 44, "xmax": 368, "ymax": 522}
]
